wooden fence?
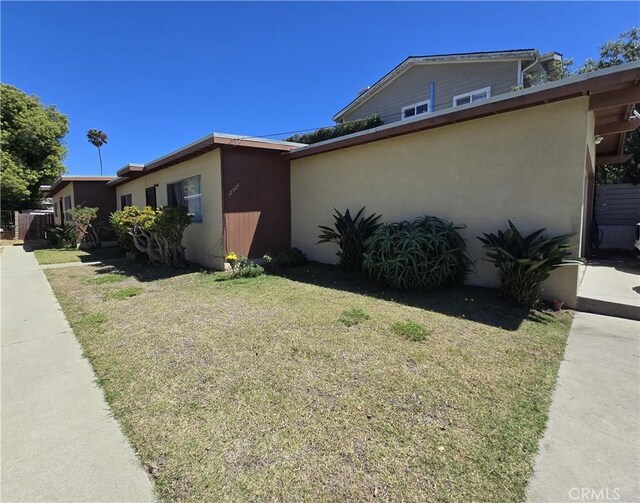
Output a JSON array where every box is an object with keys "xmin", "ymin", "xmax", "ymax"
[{"xmin": 16, "ymin": 213, "xmax": 54, "ymax": 241}]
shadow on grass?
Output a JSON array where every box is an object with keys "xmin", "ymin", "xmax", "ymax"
[
  {"xmin": 275, "ymin": 262, "xmax": 555, "ymax": 331},
  {"xmin": 90, "ymin": 259, "xmax": 201, "ymax": 283}
]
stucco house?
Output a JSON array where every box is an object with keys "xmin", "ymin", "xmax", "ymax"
[
  {"xmin": 43, "ymin": 176, "xmax": 116, "ymax": 233},
  {"xmin": 333, "ymin": 49, "xmax": 563, "ymax": 124},
  {"xmin": 289, "ymin": 62, "xmax": 640, "ymax": 308},
  {"xmin": 107, "ymin": 134, "xmax": 303, "ymax": 269}
]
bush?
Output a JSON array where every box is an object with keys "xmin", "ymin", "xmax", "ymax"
[
  {"xmin": 110, "ymin": 206, "xmax": 191, "ymax": 266},
  {"xmin": 286, "ymin": 115, "xmax": 383, "ymax": 144},
  {"xmin": 269, "ymin": 247, "xmax": 308, "ymax": 271},
  {"xmin": 225, "ymin": 253, "xmax": 266, "ymax": 278},
  {"xmin": 47, "ymin": 224, "xmax": 76, "ymax": 248},
  {"xmin": 363, "ymin": 216, "xmax": 472, "ymax": 291},
  {"xmin": 67, "ymin": 206, "xmax": 100, "ymax": 248},
  {"xmin": 478, "ymin": 220, "xmax": 583, "ymax": 307},
  {"xmin": 318, "ymin": 207, "xmax": 382, "ymax": 270}
]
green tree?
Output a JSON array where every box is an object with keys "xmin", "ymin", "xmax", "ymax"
[
  {"xmin": 578, "ymin": 28, "xmax": 640, "ymax": 184},
  {"xmin": 86, "ymin": 129, "xmax": 108, "ymax": 175},
  {"xmin": 1, "ymin": 84, "xmax": 69, "ymax": 210}
]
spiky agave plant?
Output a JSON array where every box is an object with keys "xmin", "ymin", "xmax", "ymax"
[
  {"xmin": 318, "ymin": 207, "xmax": 382, "ymax": 269},
  {"xmin": 478, "ymin": 220, "xmax": 583, "ymax": 307},
  {"xmin": 363, "ymin": 215, "xmax": 472, "ymax": 291}
]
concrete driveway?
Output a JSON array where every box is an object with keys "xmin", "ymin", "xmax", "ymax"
[
  {"xmin": 526, "ymin": 311, "xmax": 640, "ymax": 503},
  {"xmin": 1, "ymin": 246, "xmax": 155, "ymax": 502}
]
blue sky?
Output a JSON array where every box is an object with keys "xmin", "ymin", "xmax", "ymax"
[{"xmin": 2, "ymin": 1, "xmax": 638, "ymax": 176}]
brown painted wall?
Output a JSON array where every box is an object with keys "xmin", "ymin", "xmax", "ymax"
[
  {"xmin": 73, "ymin": 181, "xmax": 117, "ymax": 239},
  {"xmin": 221, "ymin": 147, "xmax": 291, "ymax": 258}
]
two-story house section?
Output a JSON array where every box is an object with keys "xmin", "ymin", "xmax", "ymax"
[{"xmin": 333, "ymin": 49, "xmax": 562, "ymax": 125}]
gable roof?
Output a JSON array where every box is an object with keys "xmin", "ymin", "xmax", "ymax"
[
  {"xmin": 332, "ymin": 49, "xmax": 561, "ymax": 122},
  {"xmin": 289, "ymin": 61, "xmax": 640, "ymax": 162}
]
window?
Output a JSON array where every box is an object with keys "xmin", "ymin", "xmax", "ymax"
[
  {"xmin": 145, "ymin": 186, "xmax": 157, "ymax": 209},
  {"xmin": 120, "ymin": 194, "xmax": 132, "ymax": 209},
  {"xmin": 401, "ymin": 100, "xmax": 430, "ymax": 120},
  {"xmin": 167, "ymin": 175, "xmax": 202, "ymax": 222},
  {"xmin": 64, "ymin": 196, "xmax": 72, "ymax": 221},
  {"xmin": 453, "ymin": 87, "xmax": 491, "ymax": 107},
  {"xmin": 53, "ymin": 201, "xmax": 58, "ymax": 217}
]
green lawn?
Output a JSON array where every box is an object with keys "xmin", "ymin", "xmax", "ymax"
[
  {"xmin": 45, "ymin": 262, "xmax": 571, "ymax": 503},
  {"xmin": 32, "ymin": 245, "xmax": 125, "ymax": 265}
]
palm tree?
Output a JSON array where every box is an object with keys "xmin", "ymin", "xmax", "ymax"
[{"xmin": 87, "ymin": 129, "xmax": 108, "ymax": 175}]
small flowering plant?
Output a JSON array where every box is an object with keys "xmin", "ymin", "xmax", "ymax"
[{"xmin": 225, "ymin": 252, "xmax": 238, "ymax": 272}]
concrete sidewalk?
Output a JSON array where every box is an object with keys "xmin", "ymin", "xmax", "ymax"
[
  {"xmin": 1, "ymin": 246, "xmax": 155, "ymax": 502},
  {"xmin": 526, "ymin": 311, "xmax": 640, "ymax": 503}
]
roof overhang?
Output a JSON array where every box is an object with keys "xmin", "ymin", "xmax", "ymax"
[
  {"xmin": 288, "ymin": 62, "xmax": 640, "ymax": 161},
  {"xmin": 332, "ymin": 49, "xmax": 552, "ymax": 122},
  {"xmin": 42, "ymin": 176, "xmax": 114, "ymax": 197},
  {"xmin": 107, "ymin": 133, "xmax": 305, "ymax": 187}
]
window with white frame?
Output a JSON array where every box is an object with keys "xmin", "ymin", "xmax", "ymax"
[
  {"xmin": 401, "ymin": 100, "xmax": 430, "ymax": 120},
  {"xmin": 64, "ymin": 195, "xmax": 72, "ymax": 221},
  {"xmin": 167, "ymin": 175, "xmax": 202, "ymax": 222},
  {"xmin": 452, "ymin": 87, "xmax": 491, "ymax": 107}
]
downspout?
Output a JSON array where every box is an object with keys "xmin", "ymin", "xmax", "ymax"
[
  {"xmin": 520, "ymin": 53, "xmax": 540, "ymax": 88},
  {"xmin": 429, "ymin": 81, "xmax": 435, "ymax": 112}
]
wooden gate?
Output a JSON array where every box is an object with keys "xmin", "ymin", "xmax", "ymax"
[{"xmin": 17, "ymin": 213, "xmax": 54, "ymax": 241}]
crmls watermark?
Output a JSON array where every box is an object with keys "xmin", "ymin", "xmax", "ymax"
[{"xmin": 568, "ymin": 487, "xmax": 621, "ymax": 501}]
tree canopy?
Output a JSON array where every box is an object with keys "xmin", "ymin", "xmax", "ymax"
[
  {"xmin": 1, "ymin": 84, "xmax": 69, "ymax": 209},
  {"xmin": 575, "ymin": 28, "xmax": 640, "ymax": 184}
]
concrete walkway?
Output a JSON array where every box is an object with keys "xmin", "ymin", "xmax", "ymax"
[
  {"xmin": 526, "ymin": 311, "xmax": 640, "ymax": 503},
  {"xmin": 1, "ymin": 246, "xmax": 155, "ymax": 502}
]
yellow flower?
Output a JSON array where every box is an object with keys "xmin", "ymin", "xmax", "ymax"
[{"xmin": 225, "ymin": 252, "xmax": 238, "ymax": 262}]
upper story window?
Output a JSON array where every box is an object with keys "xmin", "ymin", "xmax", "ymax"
[
  {"xmin": 64, "ymin": 196, "xmax": 72, "ymax": 221},
  {"xmin": 453, "ymin": 87, "xmax": 491, "ymax": 107},
  {"xmin": 401, "ymin": 100, "xmax": 430, "ymax": 120},
  {"xmin": 167, "ymin": 175, "xmax": 202, "ymax": 222},
  {"xmin": 120, "ymin": 194, "xmax": 132, "ymax": 209}
]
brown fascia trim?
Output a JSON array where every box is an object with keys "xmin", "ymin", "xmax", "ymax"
[
  {"xmin": 289, "ymin": 65, "xmax": 640, "ymax": 161},
  {"xmin": 47, "ymin": 176, "xmax": 114, "ymax": 196},
  {"xmin": 108, "ymin": 134, "xmax": 302, "ymax": 188},
  {"xmin": 116, "ymin": 164, "xmax": 144, "ymax": 177}
]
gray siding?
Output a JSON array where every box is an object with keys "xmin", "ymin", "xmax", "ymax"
[{"xmin": 342, "ymin": 61, "xmax": 520, "ymax": 124}]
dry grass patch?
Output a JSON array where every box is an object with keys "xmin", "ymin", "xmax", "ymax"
[{"xmin": 45, "ymin": 262, "xmax": 572, "ymax": 503}]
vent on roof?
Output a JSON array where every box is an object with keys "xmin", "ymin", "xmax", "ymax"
[{"xmin": 357, "ymin": 86, "xmax": 371, "ymax": 97}]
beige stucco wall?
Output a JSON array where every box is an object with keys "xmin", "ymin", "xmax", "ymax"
[
  {"xmin": 292, "ymin": 97, "xmax": 593, "ymax": 308},
  {"xmin": 115, "ymin": 149, "xmax": 224, "ymax": 269},
  {"xmin": 53, "ymin": 183, "xmax": 74, "ymax": 226}
]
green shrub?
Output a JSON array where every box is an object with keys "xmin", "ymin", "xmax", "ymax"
[
  {"xmin": 391, "ymin": 320, "xmax": 431, "ymax": 342},
  {"xmin": 478, "ymin": 220, "xmax": 583, "ymax": 307},
  {"xmin": 111, "ymin": 286, "xmax": 142, "ymax": 299},
  {"xmin": 363, "ymin": 216, "xmax": 472, "ymax": 291},
  {"xmin": 269, "ymin": 247, "xmax": 308, "ymax": 271},
  {"xmin": 67, "ymin": 206, "xmax": 100, "ymax": 248},
  {"xmin": 318, "ymin": 207, "xmax": 382, "ymax": 270},
  {"xmin": 46, "ymin": 224, "xmax": 76, "ymax": 248},
  {"xmin": 338, "ymin": 308, "xmax": 370, "ymax": 327},
  {"xmin": 110, "ymin": 206, "xmax": 191, "ymax": 266},
  {"xmin": 232, "ymin": 256, "xmax": 265, "ymax": 278},
  {"xmin": 286, "ymin": 115, "xmax": 383, "ymax": 144}
]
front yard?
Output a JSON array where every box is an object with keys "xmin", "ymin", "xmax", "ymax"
[
  {"xmin": 32, "ymin": 245, "xmax": 124, "ymax": 265},
  {"xmin": 45, "ymin": 262, "xmax": 571, "ymax": 502}
]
